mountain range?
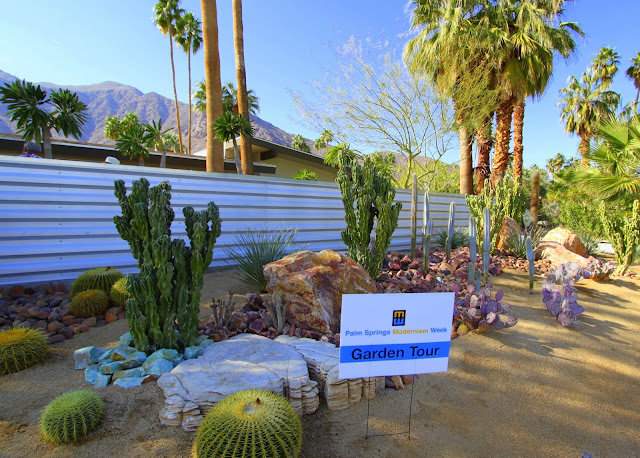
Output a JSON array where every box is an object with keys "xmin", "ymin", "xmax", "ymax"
[{"xmin": 0, "ymin": 69, "xmax": 316, "ymax": 154}]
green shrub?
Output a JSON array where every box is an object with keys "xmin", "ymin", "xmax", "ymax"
[
  {"xmin": 0, "ymin": 328, "xmax": 48, "ymax": 375},
  {"xmin": 224, "ymin": 227, "xmax": 303, "ymax": 292},
  {"xmin": 70, "ymin": 267, "xmax": 124, "ymax": 297},
  {"xmin": 70, "ymin": 289, "xmax": 110, "ymax": 318},
  {"xmin": 40, "ymin": 390, "xmax": 104, "ymax": 444},
  {"xmin": 193, "ymin": 389, "xmax": 302, "ymax": 458},
  {"xmin": 292, "ymin": 169, "xmax": 318, "ymax": 181},
  {"xmin": 433, "ymin": 228, "xmax": 469, "ymax": 250},
  {"xmin": 109, "ymin": 277, "xmax": 130, "ymax": 308},
  {"xmin": 599, "ymin": 199, "xmax": 640, "ymax": 275}
]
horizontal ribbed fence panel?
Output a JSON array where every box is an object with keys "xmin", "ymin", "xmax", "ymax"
[{"xmin": 0, "ymin": 156, "xmax": 469, "ymax": 285}]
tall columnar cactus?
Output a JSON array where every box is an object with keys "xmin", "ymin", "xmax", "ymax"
[
  {"xmin": 599, "ymin": 199, "xmax": 640, "ymax": 275},
  {"xmin": 483, "ymin": 207, "xmax": 490, "ymax": 284},
  {"xmin": 445, "ymin": 202, "xmax": 455, "ymax": 260},
  {"xmin": 422, "ymin": 192, "xmax": 431, "ymax": 267},
  {"xmin": 468, "ymin": 217, "xmax": 477, "ymax": 284},
  {"xmin": 337, "ymin": 150, "xmax": 402, "ymax": 279},
  {"xmin": 113, "ymin": 178, "xmax": 221, "ymax": 352},
  {"xmin": 530, "ymin": 171, "xmax": 540, "ymax": 226},
  {"xmin": 410, "ymin": 174, "xmax": 418, "ymax": 258},
  {"xmin": 526, "ymin": 236, "xmax": 535, "ymax": 293}
]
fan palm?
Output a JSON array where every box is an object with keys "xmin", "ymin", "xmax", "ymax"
[
  {"xmin": 213, "ymin": 111, "xmax": 253, "ymax": 174},
  {"xmin": 314, "ymin": 129, "xmax": 334, "ymax": 155},
  {"xmin": 163, "ymin": 132, "xmax": 180, "ymax": 152},
  {"xmin": 193, "ymin": 81, "xmax": 207, "ymax": 113},
  {"xmin": 143, "ymin": 118, "xmax": 170, "ymax": 168},
  {"xmin": 153, "ymin": 0, "xmax": 185, "ymax": 155},
  {"xmin": 175, "ymin": 12, "xmax": 202, "ymax": 156},
  {"xmin": 291, "ymin": 134, "xmax": 311, "ymax": 153},
  {"xmin": 559, "ymin": 48, "xmax": 621, "ymax": 166},
  {"xmin": 0, "ymin": 79, "xmax": 88, "ymax": 159},
  {"xmin": 221, "ymin": 82, "xmax": 259, "ymax": 115},
  {"xmin": 625, "ymin": 52, "xmax": 640, "ymax": 114},
  {"xmin": 558, "ymin": 115, "xmax": 640, "ymax": 201}
]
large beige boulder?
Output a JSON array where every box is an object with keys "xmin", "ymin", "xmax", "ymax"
[
  {"xmin": 536, "ymin": 241, "xmax": 592, "ymax": 269},
  {"xmin": 542, "ymin": 227, "xmax": 589, "ymax": 257},
  {"xmin": 496, "ymin": 216, "xmax": 522, "ymax": 251},
  {"xmin": 263, "ymin": 250, "xmax": 377, "ymax": 334}
]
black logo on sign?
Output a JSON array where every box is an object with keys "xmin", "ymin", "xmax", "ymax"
[{"xmin": 392, "ymin": 310, "xmax": 406, "ymax": 326}]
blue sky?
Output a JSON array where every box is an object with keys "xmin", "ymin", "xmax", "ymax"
[{"xmin": 1, "ymin": 0, "xmax": 639, "ymax": 169}]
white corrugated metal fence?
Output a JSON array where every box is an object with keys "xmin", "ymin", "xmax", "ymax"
[{"xmin": 0, "ymin": 156, "xmax": 470, "ymax": 285}]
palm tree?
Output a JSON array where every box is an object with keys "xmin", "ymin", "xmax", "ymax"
[
  {"xmin": 153, "ymin": 0, "xmax": 185, "ymax": 155},
  {"xmin": 589, "ymin": 46, "xmax": 619, "ymax": 88},
  {"xmin": 314, "ymin": 129, "xmax": 334, "ymax": 155},
  {"xmin": 163, "ymin": 132, "xmax": 180, "ymax": 152},
  {"xmin": 232, "ymin": 0, "xmax": 254, "ymax": 175},
  {"xmin": 291, "ymin": 134, "xmax": 311, "ymax": 153},
  {"xmin": 143, "ymin": 118, "xmax": 170, "ymax": 168},
  {"xmin": 405, "ymin": 0, "xmax": 497, "ymax": 195},
  {"xmin": 104, "ymin": 112, "xmax": 141, "ymax": 142},
  {"xmin": 0, "ymin": 79, "xmax": 88, "ymax": 159},
  {"xmin": 625, "ymin": 52, "xmax": 640, "ymax": 114},
  {"xmin": 222, "ymin": 82, "xmax": 259, "ymax": 114},
  {"xmin": 175, "ymin": 12, "xmax": 202, "ymax": 156},
  {"xmin": 116, "ymin": 121, "xmax": 149, "ymax": 166},
  {"xmin": 559, "ymin": 47, "xmax": 621, "ymax": 165},
  {"xmin": 558, "ymin": 115, "xmax": 640, "ymax": 201},
  {"xmin": 213, "ymin": 111, "xmax": 253, "ymax": 174},
  {"xmin": 200, "ymin": 0, "xmax": 224, "ymax": 172},
  {"xmin": 193, "ymin": 81, "xmax": 207, "ymax": 113}
]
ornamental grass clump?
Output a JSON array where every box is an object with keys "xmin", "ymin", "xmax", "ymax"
[
  {"xmin": 193, "ymin": 389, "xmax": 302, "ymax": 458},
  {"xmin": 0, "ymin": 328, "xmax": 48, "ymax": 375},
  {"xmin": 113, "ymin": 178, "xmax": 221, "ymax": 353},
  {"xmin": 224, "ymin": 227, "xmax": 303, "ymax": 292},
  {"xmin": 40, "ymin": 390, "xmax": 104, "ymax": 444},
  {"xmin": 336, "ymin": 146, "xmax": 402, "ymax": 279},
  {"xmin": 599, "ymin": 199, "xmax": 640, "ymax": 275}
]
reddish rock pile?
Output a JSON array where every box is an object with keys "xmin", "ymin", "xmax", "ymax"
[{"xmin": 0, "ymin": 284, "xmax": 126, "ymax": 344}]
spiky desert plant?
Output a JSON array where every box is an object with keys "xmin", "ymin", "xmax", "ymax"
[
  {"xmin": 70, "ymin": 289, "xmax": 110, "ymax": 318},
  {"xmin": 113, "ymin": 178, "xmax": 221, "ymax": 352},
  {"xmin": 0, "ymin": 328, "xmax": 48, "ymax": 375},
  {"xmin": 599, "ymin": 199, "xmax": 640, "ymax": 275},
  {"xmin": 336, "ymin": 147, "xmax": 402, "ymax": 279},
  {"xmin": 193, "ymin": 389, "xmax": 302, "ymax": 458},
  {"xmin": 109, "ymin": 277, "xmax": 130, "ymax": 308},
  {"xmin": 70, "ymin": 267, "xmax": 124, "ymax": 297},
  {"xmin": 503, "ymin": 225, "xmax": 548, "ymax": 258},
  {"xmin": 433, "ymin": 228, "xmax": 469, "ymax": 251},
  {"xmin": 40, "ymin": 390, "xmax": 104, "ymax": 444},
  {"xmin": 224, "ymin": 227, "xmax": 304, "ymax": 292}
]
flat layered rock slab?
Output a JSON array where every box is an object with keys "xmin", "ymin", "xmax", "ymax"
[{"xmin": 157, "ymin": 334, "xmax": 319, "ymax": 431}]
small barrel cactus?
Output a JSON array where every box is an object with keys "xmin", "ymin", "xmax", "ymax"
[
  {"xmin": 70, "ymin": 289, "xmax": 110, "ymax": 318},
  {"xmin": 0, "ymin": 328, "xmax": 49, "ymax": 375},
  {"xmin": 193, "ymin": 389, "xmax": 302, "ymax": 458},
  {"xmin": 71, "ymin": 267, "xmax": 124, "ymax": 297},
  {"xmin": 40, "ymin": 390, "xmax": 104, "ymax": 444},
  {"xmin": 109, "ymin": 277, "xmax": 130, "ymax": 308}
]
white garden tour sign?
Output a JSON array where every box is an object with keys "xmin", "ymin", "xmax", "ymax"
[{"xmin": 339, "ymin": 293, "xmax": 455, "ymax": 379}]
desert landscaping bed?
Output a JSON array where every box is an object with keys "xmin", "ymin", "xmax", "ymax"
[{"xmin": 1, "ymin": 266, "xmax": 638, "ymax": 457}]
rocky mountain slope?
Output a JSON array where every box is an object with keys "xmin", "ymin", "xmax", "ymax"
[{"xmin": 0, "ymin": 69, "xmax": 314, "ymax": 154}]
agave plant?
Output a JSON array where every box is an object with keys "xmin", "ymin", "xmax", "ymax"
[
  {"xmin": 504, "ymin": 225, "xmax": 547, "ymax": 258},
  {"xmin": 433, "ymin": 228, "xmax": 469, "ymax": 250},
  {"xmin": 223, "ymin": 227, "xmax": 305, "ymax": 291}
]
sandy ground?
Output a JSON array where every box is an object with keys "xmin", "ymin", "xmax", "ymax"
[{"xmin": 0, "ymin": 267, "xmax": 639, "ymax": 457}]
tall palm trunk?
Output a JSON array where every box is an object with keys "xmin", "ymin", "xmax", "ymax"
[
  {"xmin": 232, "ymin": 138, "xmax": 242, "ymax": 173},
  {"xmin": 233, "ymin": 0, "xmax": 254, "ymax": 175},
  {"xmin": 475, "ymin": 114, "xmax": 493, "ymax": 194},
  {"xmin": 42, "ymin": 127, "xmax": 53, "ymax": 159},
  {"xmin": 579, "ymin": 135, "xmax": 590, "ymax": 166},
  {"xmin": 187, "ymin": 46, "xmax": 192, "ymax": 155},
  {"xmin": 201, "ymin": 0, "xmax": 224, "ymax": 172},
  {"xmin": 512, "ymin": 99, "xmax": 525, "ymax": 181},
  {"xmin": 160, "ymin": 149, "xmax": 167, "ymax": 168},
  {"xmin": 169, "ymin": 31, "xmax": 184, "ymax": 155},
  {"xmin": 491, "ymin": 96, "xmax": 514, "ymax": 187},
  {"xmin": 457, "ymin": 118, "xmax": 474, "ymax": 195}
]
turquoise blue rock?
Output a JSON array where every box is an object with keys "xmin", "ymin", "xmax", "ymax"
[
  {"xmin": 118, "ymin": 332, "xmax": 133, "ymax": 347},
  {"xmin": 85, "ymin": 365, "xmax": 101, "ymax": 384},
  {"xmin": 171, "ymin": 355, "xmax": 184, "ymax": 367},
  {"xmin": 184, "ymin": 346, "xmax": 203, "ymax": 360},
  {"xmin": 113, "ymin": 367, "xmax": 143, "ymax": 381},
  {"xmin": 113, "ymin": 375, "xmax": 153, "ymax": 389},
  {"xmin": 199, "ymin": 339, "xmax": 214, "ymax": 349},
  {"xmin": 145, "ymin": 348, "xmax": 179, "ymax": 364},
  {"xmin": 74, "ymin": 346, "xmax": 106, "ymax": 370},
  {"xmin": 111, "ymin": 346, "xmax": 137, "ymax": 361},
  {"xmin": 142, "ymin": 358, "xmax": 173, "ymax": 377},
  {"xmin": 121, "ymin": 351, "xmax": 147, "ymax": 369},
  {"xmin": 94, "ymin": 372, "xmax": 112, "ymax": 388},
  {"xmin": 98, "ymin": 348, "xmax": 115, "ymax": 362},
  {"xmin": 100, "ymin": 361, "xmax": 124, "ymax": 375},
  {"xmin": 195, "ymin": 335, "xmax": 208, "ymax": 345}
]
